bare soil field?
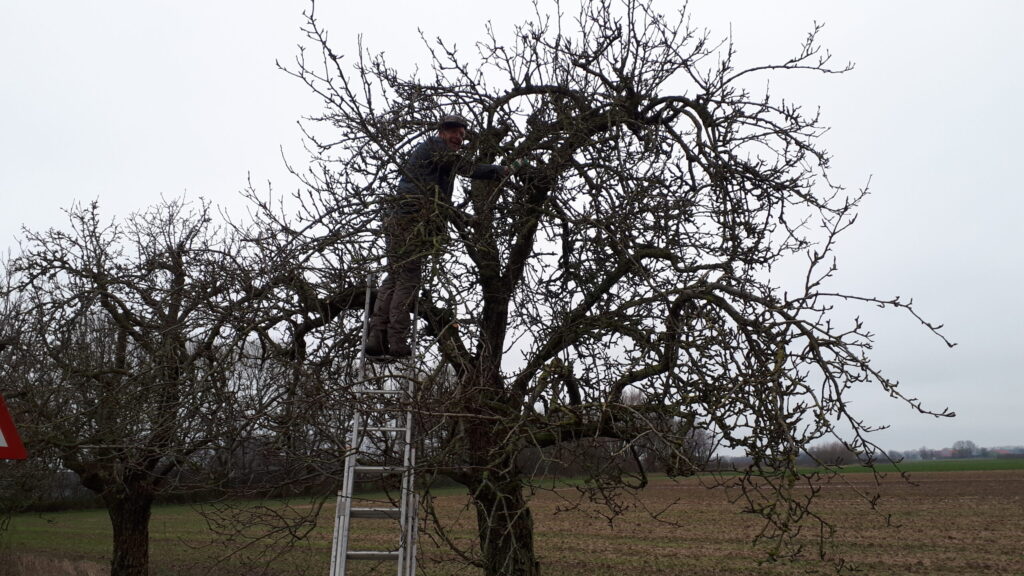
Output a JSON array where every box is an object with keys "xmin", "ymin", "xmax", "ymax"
[
  {"xmin": 409, "ymin": 469, "xmax": 1024, "ymax": 576},
  {"xmin": 5, "ymin": 469, "xmax": 1023, "ymax": 575}
]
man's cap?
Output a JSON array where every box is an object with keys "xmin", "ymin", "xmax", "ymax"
[{"xmin": 439, "ymin": 114, "xmax": 470, "ymax": 130}]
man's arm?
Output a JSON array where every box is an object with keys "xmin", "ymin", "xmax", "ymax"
[
  {"xmin": 465, "ymin": 163, "xmax": 508, "ymax": 180},
  {"xmin": 424, "ymin": 137, "xmax": 510, "ymax": 180}
]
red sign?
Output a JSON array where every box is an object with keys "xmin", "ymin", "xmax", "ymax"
[{"xmin": 0, "ymin": 393, "xmax": 27, "ymax": 460}]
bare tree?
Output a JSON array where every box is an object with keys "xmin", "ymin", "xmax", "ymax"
[
  {"xmin": 0, "ymin": 200, "xmax": 272, "ymax": 576},
  {"xmin": 952, "ymin": 440, "xmax": 978, "ymax": 459},
  {"xmin": 804, "ymin": 441, "xmax": 860, "ymax": 466},
  {"xmin": 261, "ymin": 0, "xmax": 957, "ymax": 573}
]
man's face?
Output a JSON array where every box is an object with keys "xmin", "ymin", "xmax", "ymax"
[{"xmin": 440, "ymin": 126, "xmax": 466, "ymax": 151}]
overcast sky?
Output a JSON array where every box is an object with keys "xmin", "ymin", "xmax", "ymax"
[{"xmin": 2, "ymin": 1, "xmax": 1021, "ymax": 453}]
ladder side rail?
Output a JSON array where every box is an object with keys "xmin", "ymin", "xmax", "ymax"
[
  {"xmin": 407, "ymin": 490, "xmax": 420, "ymax": 576},
  {"xmin": 328, "ymin": 489, "xmax": 342, "ymax": 573},
  {"xmin": 395, "ymin": 378, "xmax": 414, "ymax": 576},
  {"xmin": 331, "ymin": 410, "xmax": 363, "ymax": 576},
  {"xmin": 329, "ymin": 273, "xmax": 376, "ymax": 576},
  {"xmin": 400, "ymin": 449, "xmax": 419, "ymax": 576},
  {"xmin": 396, "ymin": 299, "xmax": 420, "ymax": 576}
]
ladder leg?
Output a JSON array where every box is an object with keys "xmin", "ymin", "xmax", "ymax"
[
  {"xmin": 331, "ymin": 273, "xmax": 420, "ymax": 575},
  {"xmin": 398, "ymin": 298, "xmax": 419, "ymax": 576},
  {"xmin": 329, "ymin": 274, "xmax": 375, "ymax": 576}
]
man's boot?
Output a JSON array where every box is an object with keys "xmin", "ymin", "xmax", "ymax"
[
  {"xmin": 387, "ymin": 316, "xmax": 413, "ymax": 358},
  {"xmin": 364, "ymin": 327, "xmax": 388, "ymax": 357},
  {"xmin": 388, "ymin": 340, "xmax": 413, "ymax": 358},
  {"xmin": 388, "ymin": 281, "xmax": 417, "ymax": 359}
]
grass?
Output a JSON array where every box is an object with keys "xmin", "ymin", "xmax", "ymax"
[
  {"xmin": 4, "ymin": 507, "xmax": 112, "ymax": 557},
  {"xmin": 3, "ymin": 460, "xmax": 1024, "ymax": 575},
  {"xmin": 868, "ymin": 457, "xmax": 1024, "ymax": 473},
  {"xmin": 788, "ymin": 457, "xmax": 1024, "ymax": 475}
]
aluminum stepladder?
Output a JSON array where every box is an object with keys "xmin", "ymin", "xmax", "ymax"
[{"xmin": 329, "ymin": 274, "xmax": 419, "ymax": 576}]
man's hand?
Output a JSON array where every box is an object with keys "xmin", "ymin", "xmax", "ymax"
[{"xmin": 505, "ymin": 158, "xmax": 528, "ymax": 175}]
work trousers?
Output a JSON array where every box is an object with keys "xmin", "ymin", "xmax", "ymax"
[{"xmin": 369, "ymin": 203, "xmax": 444, "ymax": 348}]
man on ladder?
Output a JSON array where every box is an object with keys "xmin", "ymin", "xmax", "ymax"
[{"xmin": 365, "ymin": 113, "xmax": 512, "ymax": 359}]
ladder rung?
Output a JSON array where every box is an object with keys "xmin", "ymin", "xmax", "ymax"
[
  {"xmin": 366, "ymin": 355, "xmax": 417, "ymax": 364},
  {"xmin": 350, "ymin": 507, "xmax": 401, "ymax": 519},
  {"xmin": 352, "ymin": 465, "xmax": 408, "ymax": 474},
  {"xmin": 346, "ymin": 550, "xmax": 400, "ymax": 561},
  {"xmin": 360, "ymin": 401, "xmax": 407, "ymax": 409},
  {"xmin": 356, "ymin": 388, "xmax": 404, "ymax": 396}
]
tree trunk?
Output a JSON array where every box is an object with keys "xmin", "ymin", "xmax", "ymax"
[
  {"xmin": 104, "ymin": 482, "xmax": 154, "ymax": 576},
  {"xmin": 472, "ymin": 471, "xmax": 541, "ymax": 576},
  {"xmin": 462, "ymin": 360, "xmax": 544, "ymax": 569}
]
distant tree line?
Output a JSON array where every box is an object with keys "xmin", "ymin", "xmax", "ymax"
[
  {"xmin": 892, "ymin": 441, "xmax": 1024, "ymax": 461},
  {"xmin": 720, "ymin": 440, "xmax": 1024, "ymax": 470}
]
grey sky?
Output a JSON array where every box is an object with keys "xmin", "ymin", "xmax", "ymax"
[{"xmin": 2, "ymin": 1, "xmax": 1021, "ymax": 453}]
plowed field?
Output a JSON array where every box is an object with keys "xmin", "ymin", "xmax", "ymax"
[
  {"xmin": 4, "ymin": 469, "xmax": 1023, "ymax": 575},
  {"xmin": 407, "ymin": 469, "xmax": 1024, "ymax": 575}
]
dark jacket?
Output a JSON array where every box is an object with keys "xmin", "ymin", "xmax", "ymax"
[{"xmin": 391, "ymin": 136, "xmax": 505, "ymax": 215}]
